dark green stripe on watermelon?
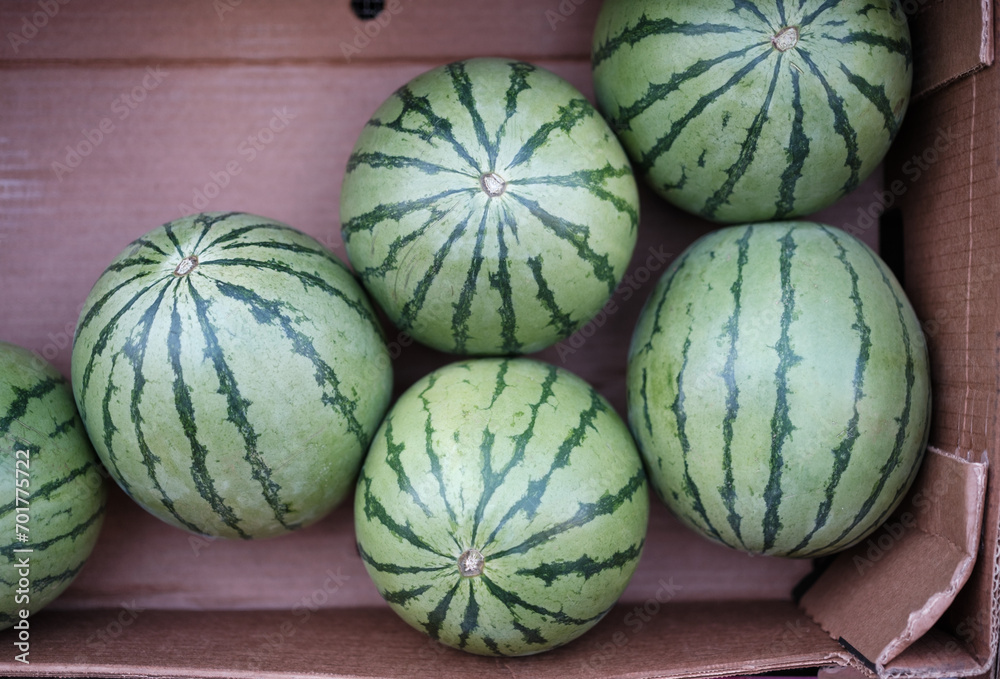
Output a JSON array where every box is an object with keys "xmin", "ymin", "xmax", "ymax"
[
  {"xmin": 448, "ymin": 61, "xmax": 497, "ymax": 169},
  {"xmin": 359, "ymin": 472, "xmax": 452, "ymax": 560},
  {"xmin": 515, "ymin": 541, "xmax": 645, "ymax": 585},
  {"xmin": 703, "ymin": 56, "xmax": 784, "ymax": 220},
  {"xmin": 508, "ymin": 194, "xmax": 618, "ymax": 295},
  {"xmin": 168, "ymin": 288, "xmax": 250, "ymax": 539},
  {"xmin": 796, "ymin": 48, "xmax": 862, "ymax": 194},
  {"xmin": 355, "ymin": 358, "xmax": 647, "ymax": 656},
  {"xmin": 776, "ymin": 67, "xmax": 809, "ymax": 219},
  {"xmin": 489, "ymin": 468, "xmax": 645, "ymax": 560},
  {"xmin": 605, "ymin": 44, "xmax": 758, "ymax": 136},
  {"xmin": 417, "ymin": 377, "xmax": 459, "ymax": 528},
  {"xmin": 489, "ymin": 211, "xmax": 519, "ymax": 353},
  {"xmin": 593, "ymin": 1, "xmax": 912, "ymax": 222},
  {"xmin": 592, "ymin": 16, "xmax": 744, "ymax": 68},
  {"xmin": 626, "ymin": 222, "xmax": 929, "ymax": 557},
  {"xmin": 761, "ymin": 228, "xmax": 801, "ymax": 553},
  {"xmin": 801, "ymin": 237, "xmax": 921, "ymax": 556},
  {"xmin": 526, "ymin": 255, "xmax": 577, "ymax": 340},
  {"xmin": 452, "ymin": 209, "xmax": 490, "ymax": 354},
  {"xmin": 187, "ymin": 280, "xmax": 292, "ymax": 533},
  {"xmin": 73, "ymin": 213, "xmax": 392, "ymax": 540},
  {"xmin": 123, "ymin": 283, "xmax": 207, "ymax": 535},
  {"xmin": 376, "ymin": 86, "xmax": 481, "ymax": 173},
  {"xmin": 0, "ymin": 378, "xmax": 62, "ymax": 433},
  {"xmin": 671, "ymin": 320, "xmax": 725, "ymax": 543},
  {"xmin": 635, "ymin": 50, "xmax": 773, "ymax": 179},
  {"xmin": 341, "ymin": 58, "xmax": 638, "ymax": 355},
  {"xmin": 0, "ymin": 501, "xmax": 104, "ymax": 561},
  {"xmin": 718, "ymin": 226, "xmax": 753, "ymax": 548},
  {"xmin": 787, "ymin": 226, "xmax": 870, "ymax": 556},
  {"xmin": 482, "ymin": 390, "xmax": 609, "ymax": 549},
  {"xmin": 506, "ymin": 99, "xmax": 593, "ymax": 170}
]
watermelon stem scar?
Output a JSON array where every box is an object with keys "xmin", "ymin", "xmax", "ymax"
[
  {"xmin": 480, "ymin": 172, "xmax": 506, "ymax": 197},
  {"xmin": 458, "ymin": 548, "xmax": 485, "ymax": 577},
  {"xmin": 772, "ymin": 26, "xmax": 799, "ymax": 52},
  {"xmin": 174, "ymin": 255, "xmax": 199, "ymax": 276}
]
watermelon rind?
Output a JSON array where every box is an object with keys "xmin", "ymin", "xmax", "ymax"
[
  {"xmin": 627, "ymin": 222, "xmax": 931, "ymax": 557},
  {"xmin": 1, "ymin": 342, "xmax": 107, "ymax": 630},
  {"xmin": 341, "ymin": 57, "xmax": 640, "ymax": 355},
  {"xmin": 71, "ymin": 212, "xmax": 393, "ymax": 539},
  {"xmin": 592, "ymin": 0, "xmax": 912, "ymax": 223},
  {"xmin": 355, "ymin": 357, "xmax": 649, "ymax": 655}
]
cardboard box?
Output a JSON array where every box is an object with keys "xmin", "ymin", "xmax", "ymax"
[{"xmin": 0, "ymin": 1, "xmax": 996, "ymax": 677}]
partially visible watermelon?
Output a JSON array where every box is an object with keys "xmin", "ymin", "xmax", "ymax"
[
  {"xmin": 592, "ymin": 0, "xmax": 912, "ymax": 223},
  {"xmin": 71, "ymin": 212, "xmax": 393, "ymax": 539},
  {"xmin": 340, "ymin": 57, "xmax": 640, "ymax": 355},
  {"xmin": 356, "ymin": 358, "xmax": 649, "ymax": 655},
  {"xmin": 627, "ymin": 222, "xmax": 930, "ymax": 557},
  {"xmin": 1, "ymin": 342, "xmax": 107, "ymax": 630}
]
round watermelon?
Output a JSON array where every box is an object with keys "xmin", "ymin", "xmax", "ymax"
[
  {"xmin": 340, "ymin": 57, "xmax": 640, "ymax": 355},
  {"xmin": 592, "ymin": 0, "xmax": 912, "ymax": 223},
  {"xmin": 627, "ymin": 222, "xmax": 930, "ymax": 557},
  {"xmin": 71, "ymin": 212, "xmax": 393, "ymax": 539},
  {"xmin": 1, "ymin": 342, "xmax": 107, "ymax": 630},
  {"xmin": 355, "ymin": 358, "xmax": 649, "ymax": 655}
]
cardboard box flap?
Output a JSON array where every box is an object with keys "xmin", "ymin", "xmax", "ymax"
[
  {"xmin": 911, "ymin": 0, "xmax": 993, "ymax": 100},
  {"xmin": 800, "ymin": 447, "xmax": 988, "ymax": 672}
]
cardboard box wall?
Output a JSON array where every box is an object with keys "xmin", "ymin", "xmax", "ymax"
[{"xmin": 0, "ymin": 0, "xmax": 997, "ymax": 677}]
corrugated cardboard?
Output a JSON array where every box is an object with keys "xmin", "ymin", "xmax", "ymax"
[
  {"xmin": 801, "ymin": 448, "xmax": 988, "ymax": 670},
  {"xmin": 0, "ymin": 1, "xmax": 998, "ymax": 677}
]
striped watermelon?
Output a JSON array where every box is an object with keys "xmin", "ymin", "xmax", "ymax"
[
  {"xmin": 71, "ymin": 212, "xmax": 393, "ymax": 539},
  {"xmin": 627, "ymin": 222, "xmax": 930, "ymax": 557},
  {"xmin": 340, "ymin": 57, "xmax": 640, "ymax": 355},
  {"xmin": 591, "ymin": 0, "xmax": 912, "ymax": 223},
  {"xmin": 1, "ymin": 342, "xmax": 107, "ymax": 630},
  {"xmin": 355, "ymin": 358, "xmax": 649, "ymax": 655}
]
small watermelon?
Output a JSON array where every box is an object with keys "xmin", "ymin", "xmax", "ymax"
[
  {"xmin": 71, "ymin": 212, "xmax": 393, "ymax": 539},
  {"xmin": 1, "ymin": 342, "xmax": 107, "ymax": 630},
  {"xmin": 340, "ymin": 57, "xmax": 640, "ymax": 355},
  {"xmin": 355, "ymin": 358, "xmax": 649, "ymax": 655},
  {"xmin": 592, "ymin": 0, "xmax": 912, "ymax": 223},
  {"xmin": 627, "ymin": 222, "xmax": 930, "ymax": 557}
]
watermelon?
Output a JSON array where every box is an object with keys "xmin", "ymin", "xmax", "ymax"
[
  {"xmin": 71, "ymin": 212, "xmax": 393, "ymax": 539},
  {"xmin": 591, "ymin": 0, "xmax": 912, "ymax": 223},
  {"xmin": 1, "ymin": 342, "xmax": 107, "ymax": 630},
  {"xmin": 355, "ymin": 358, "xmax": 649, "ymax": 655},
  {"xmin": 627, "ymin": 222, "xmax": 930, "ymax": 557},
  {"xmin": 340, "ymin": 57, "xmax": 640, "ymax": 355}
]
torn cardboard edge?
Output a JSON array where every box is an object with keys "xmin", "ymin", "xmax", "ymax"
[
  {"xmin": 910, "ymin": 0, "xmax": 993, "ymax": 101},
  {"xmin": 800, "ymin": 447, "xmax": 989, "ymax": 674}
]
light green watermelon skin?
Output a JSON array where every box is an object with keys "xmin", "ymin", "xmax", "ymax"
[
  {"xmin": 1, "ymin": 342, "xmax": 107, "ymax": 630},
  {"xmin": 592, "ymin": 0, "xmax": 912, "ymax": 223},
  {"xmin": 71, "ymin": 212, "xmax": 393, "ymax": 540},
  {"xmin": 627, "ymin": 222, "xmax": 930, "ymax": 557},
  {"xmin": 340, "ymin": 57, "xmax": 640, "ymax": 355},
  {"xmin": 355, "ymin": 358, "xmax": 649, "ymax": 656}
]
